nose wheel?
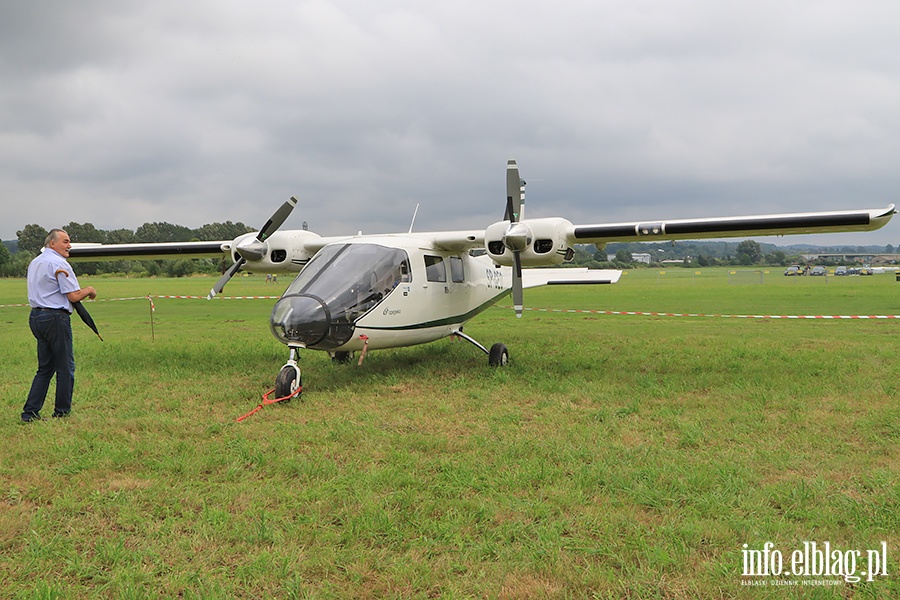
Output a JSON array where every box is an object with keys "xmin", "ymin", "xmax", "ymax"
[{"xmin": 275, "ymin": 348, "xmax": 303, "ymax": 400}]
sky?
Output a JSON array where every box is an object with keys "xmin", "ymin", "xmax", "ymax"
[{"xmin": 2, "ymin": 0, "xmax": 899, "ymax": 246}]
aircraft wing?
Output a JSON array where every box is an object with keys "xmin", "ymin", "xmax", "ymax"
[
  {"xmin": 568, "ymin": 205, "xmax": 895, "ymax": 245},
  {"xmin": 69, "ymin": 241, "xmax": 228, "ymax": 261},
  {"xmin": 65, "ymin": 205, "xmax": 894, "ymax": 269},
  {"xmin": 522, "ymin": 268, "xmax": 621, "ymax": 288}
]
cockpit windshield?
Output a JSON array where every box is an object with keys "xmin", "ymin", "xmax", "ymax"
[
  {"xmin": 270, "ymin": 243, "xmax": 410, "ymax": 348},
  {"xmin": 285, "ymin": 243, "xmax": 409, "ymax": 318}
]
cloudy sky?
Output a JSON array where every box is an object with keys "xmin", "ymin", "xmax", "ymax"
[{"xmin": 2, "ymin": 0, "xmax": 899, "ymax": 246}]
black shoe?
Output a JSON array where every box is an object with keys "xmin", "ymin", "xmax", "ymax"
[
  {"xmin": 52, "ymin": 411, "xmax": 70, "ymax": 418},
  {"xmin": 21, "ymin": 413, "xmax": 42, "ymax": 423}
]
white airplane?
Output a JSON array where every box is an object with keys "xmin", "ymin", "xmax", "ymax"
[{"xmin": 69, "ymin": 160, "xmax": 895, "ymax": 399}]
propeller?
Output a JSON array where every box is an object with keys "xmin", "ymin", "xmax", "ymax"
[
  {"xmin": 503, "ymin": 160, "xmax": 528, "ymax": 318},
  {"xmin": 207, "ymin": 196, "xmax": 298, "ymax": 299}
]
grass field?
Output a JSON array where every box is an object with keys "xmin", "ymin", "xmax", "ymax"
[{"xmin": 1, "ymin": 269, "xmax": 898, "ymax": 598}]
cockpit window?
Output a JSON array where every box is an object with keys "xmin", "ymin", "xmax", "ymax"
[{"xmin": 284, "ymin": 243, "xmax": 410, "ymax": 322}]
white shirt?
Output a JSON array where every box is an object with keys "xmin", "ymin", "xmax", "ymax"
[{"xmin": 27, "ymin": 248, "xmax": 81, "ymax": 312}]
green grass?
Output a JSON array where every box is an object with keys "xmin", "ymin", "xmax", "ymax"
[{"xmin": 0, "ymin": 270, "xmax": 898, "ymax": 598}]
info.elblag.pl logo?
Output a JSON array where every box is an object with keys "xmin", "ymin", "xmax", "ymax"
[{"xmin": 741, "ymin": 541, "xmax": 890, "ymax": 587}]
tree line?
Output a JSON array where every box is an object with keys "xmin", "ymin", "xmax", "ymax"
[
  {"xmin": 572, "ymin": 239, "xmax": 898, "ymax": 270},
  {"xmin": 0, "ymin": 221, "xmax": 254, "ymax": 278}
]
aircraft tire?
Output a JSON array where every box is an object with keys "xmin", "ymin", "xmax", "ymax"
[
  {"xmin": 275, "ymin": 365, "xmax": 301, "ymax": 400},
  {"xmin": 488, "ymin": 343, "xmax": 509, "ymax": 367},
  {"xmin": 332, "ymin": 351, "xmax": 352, "ymax": 364}
]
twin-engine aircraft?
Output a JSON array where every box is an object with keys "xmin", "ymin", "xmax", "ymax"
[{"xmin": 69, "ymin": 160, "xmax": 895, "ymax": 398}]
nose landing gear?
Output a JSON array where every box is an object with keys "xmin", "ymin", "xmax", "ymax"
[{"xmin": 275, "ymin": 347, "xmax": 303, "ymax": 400}]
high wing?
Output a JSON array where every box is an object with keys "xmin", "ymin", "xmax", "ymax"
[
  {"xmin": 569, "ymin": 205, "xmax": 896, "ymax": 245},
  {"xmin": 428, "ymin": 204, "xmax": 895, "ymax": 258},
  {"xmin": 69, "ymin": 205, "xmax": 895, "ymax": 269},
  {"xmin": 69, "ymin": 240, "xmax": 227, "ymax": 260},
  {"xmin": 66, "ymin": 154, "xmax": 894, "ymax": 305}
]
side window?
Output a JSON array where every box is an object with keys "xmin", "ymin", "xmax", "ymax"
[
  {"xmin": 424, "ymin": 255, "xmax": 446, "ymax": 283},
  {"xmin": 450, "ymin": 256, "xmax": 465, "ymax": 283},
  {"xmin": 400, "ymin": 259, "xmax": 411, "ymax": 283}
]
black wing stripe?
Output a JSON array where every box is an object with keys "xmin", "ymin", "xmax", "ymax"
[
  {"xmin": 574, "ymin": 212, "xmax": 871, "ymax": 241},
  {"xmin": 69, "ymin": 242, "xmax": 225, "ymax": 260}
]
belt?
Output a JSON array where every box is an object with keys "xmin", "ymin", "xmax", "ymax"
[{"xmin": 32, "ymin": 307, "xmax": 71, "ymax": 315}]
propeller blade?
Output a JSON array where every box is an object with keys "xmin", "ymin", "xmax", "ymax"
[
  {"xmin": 257, "ymin": 196, "xmax": 298, "ymax": 242},
  {"xmin": 208, "ymin": 196, "xmax": 298, "ymax": 299},
  {"xmin": 505, "ymin": 160, "xmax": 527, "ymax": 318},
  {"xmin": 208, "ymin": 257, "xmax": 245, "ymax": 299},
  {"xmin": 512, "ymin": 251, "xmax": 524, "ymax": 319},
  {"xmin": 505, "ymin": 160, "xmax": 522, "ymax": 222}
]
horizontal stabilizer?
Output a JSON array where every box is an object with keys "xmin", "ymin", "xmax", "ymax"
[{"xmin": 522, "ymin": 268, "xmax": 621, "ymax": 289}]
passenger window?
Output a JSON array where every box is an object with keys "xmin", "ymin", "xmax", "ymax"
[
  {"xmin": 424, "ymin": 255, "xmax": 446, "ymax": 282},
  {"xmin": 450, "ymin": 256, "xmax": 465, "ymax": 283}
]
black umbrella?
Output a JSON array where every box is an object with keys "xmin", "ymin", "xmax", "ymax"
[{"xmin": 73, "ymin": 301, "xmax": 103, "ymax": 341}]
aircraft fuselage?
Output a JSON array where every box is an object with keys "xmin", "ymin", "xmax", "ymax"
[{"xmin": 269, "ymin": 236, "xmax": 510, "ymax": 353}]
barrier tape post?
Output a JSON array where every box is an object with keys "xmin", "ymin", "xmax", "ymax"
[{"xmin": 148, "ymin": 295, "xmax": 155, "ymax": 341}]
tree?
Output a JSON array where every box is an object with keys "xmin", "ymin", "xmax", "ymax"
[
  {"xmin": 135, "ymin": 222, "xmax": 193, "ymax": 243},
  {"xmin": 194, "ymin": 221, "xmax": 255, "ymax": 241},
  {"xmin": 166, "ymin": 259, "xmax": 196, "ymax": 277},
  {"xmin": 735, "ymin": 240, "xmax": 763, "ymax": 265},
  {"xmin": 16, "ymin": 224, "xmax": 49, "ymax": 256},
  {"xmin": 765, "ymin": 250, "xmax": 787, "ymax": 265},
  {"xmin": 615, "ymin": 249, "xmax": 632, "ymax": 263},
  {"xmin": 63, "ymin": 222, "xmax": 106, "ymax": 243},
  {"xmin": 105, "ymin": 229, "xmax": 136, "ymax": 244},
  {"xmin": 0, "ymin": 240, "xmax": 11, "ymax": 269}
]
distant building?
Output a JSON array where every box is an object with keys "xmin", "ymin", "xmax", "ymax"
[
  {"xmin": 607, "ymin": 252, "xmax": 651, "ymax": 264},
  {"xmin": 801, "ymin": 253, "xmax": 900, "ymax": 265},
  {"xmin": 632, "ymin": 253, "xmax": 651, "ymax": 264}
]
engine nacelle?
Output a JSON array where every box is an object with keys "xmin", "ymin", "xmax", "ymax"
[
  {"xmin": 484, "ymin": 217, "xmax": 575, "ymax": 266},
  {"xmin": 226, "ymin": 230, "xmax": 321, "ymax": 273}
]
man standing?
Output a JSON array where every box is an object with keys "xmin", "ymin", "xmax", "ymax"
[{"xmin": 22, "ymin": 229, "xmax": 97, "ymax": 423}]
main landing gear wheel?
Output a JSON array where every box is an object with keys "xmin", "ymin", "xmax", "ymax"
[
  {"xmin": 332, "ymin": 351, "xmax": 352, "ymax": 364},
  {"xmin": 275, "ymin": 365, "xmax": 302, "ymax": 400},
  {"xmin": 489, "ymin": 342, "xmax": 509, "ymax": 367}
]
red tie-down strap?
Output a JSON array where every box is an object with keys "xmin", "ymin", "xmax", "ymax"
[{"xmin": 236, "ymin": 388, "xmax": 299, "ymax": 422}]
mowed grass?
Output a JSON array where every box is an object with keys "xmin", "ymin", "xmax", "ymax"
[{"xmin": 0, "ymin": 269, "xmax": 898, "ymax": 598}]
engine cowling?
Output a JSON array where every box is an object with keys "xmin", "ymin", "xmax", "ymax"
[
  {"xmin": 225, "ymin": 230, "xmax": 321, "ymax": 273},
  {"xmin": 484, "ymin": 217, "xmax": 574, "ymax": 266}
]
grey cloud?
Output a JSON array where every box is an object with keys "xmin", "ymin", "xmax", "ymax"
[{"xmin": 1, "ymin": 1, "xmax": 898, "ymax": 245}]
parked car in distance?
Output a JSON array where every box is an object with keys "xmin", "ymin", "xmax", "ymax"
[
  {"xmin": 810, "ymin": 266, "xmax": 827, "ymax": 276},
  {"xmin": 859, "ymin": 265, "xmax": 874, "ymax": 275},
  {"xmin": 834, "ymin": 266, "xmax": 848, "ymax": 276},
  {"xmin": 784, "ymin": 265, "xmax": 802, "ymax": 276}
]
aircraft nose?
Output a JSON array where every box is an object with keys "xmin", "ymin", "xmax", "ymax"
[{"xmin": 270, "ymin": 295, "xmax": 331, "ymax": 347}]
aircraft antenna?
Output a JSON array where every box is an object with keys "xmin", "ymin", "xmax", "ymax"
[{"xmin": 408, "ymin": 203, "xmax": 420, "ymax": 233}]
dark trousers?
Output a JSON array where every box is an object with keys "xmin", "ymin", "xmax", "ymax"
[{"xmin": 23, "ymin": 309, "xmax": 75, "ymax": 418}]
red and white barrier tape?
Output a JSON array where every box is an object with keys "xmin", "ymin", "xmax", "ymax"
[
  {"xmin": 499, "ymin": 306, "xmax": 900, "ymax": 320},
  {"xmin": 0, "ymin": 295, "xmax": 281, "ymax": 308},
  {"xmin": 3, "ymin": 297, "xmax": 897, "ymax": 320}
]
